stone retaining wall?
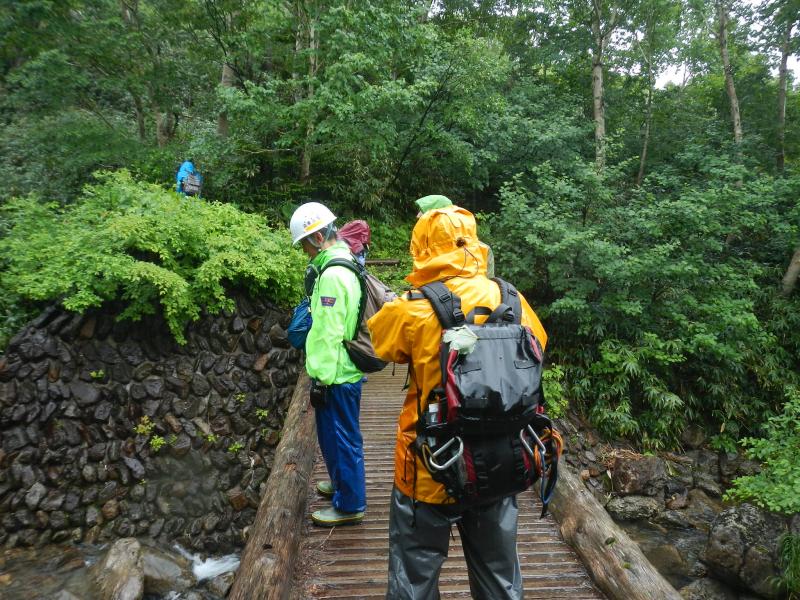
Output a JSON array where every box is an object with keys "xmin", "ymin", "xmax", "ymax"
[{"xmin": 0, "ymin": 295, "xmax": 302, "ymax": 553}]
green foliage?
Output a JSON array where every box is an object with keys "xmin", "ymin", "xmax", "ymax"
[
  {"xmin": 0, "ymin": 171, "xmax": 305, "ymax": 342},
  {"xmin": 149, "ymin": 434, "xmax": 166, "ymax": 453},
  {"xmin": 205, "ymin": 432, "xmax": 219, "ymax": 444},
  {"xmin": 227, "ymin": 441, "xmax": 244, "ymax": 454},
  {"xmin": 488, "ymin": 162, "xmax": 800, "ymax": 449},
  {"xmin": 542, "ymin": 365, "xmax": 568, "ymax": 419},
  {"xmin": 255, "ymin": 408, "xmax": 270, "ymax": 421},
  {"xmin": 134, "ymin": 416, "xmax": 154, "ymax": 436},
  {"xmin": 366, "ymin": 220, "xmax": 414, "ymax": 293},
  {"xmin": 726, "ymin": 387, "xmax": 800, "ymax": 514},
  {"xmin": 777, "ymin": 533, "xmax": 800, "ymax": 599}
]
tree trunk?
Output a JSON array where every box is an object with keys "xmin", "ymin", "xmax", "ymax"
[
  {"xmin": 154, "ymin": 108, "xmax": 174, "ymax": 148},
  {"xmin": 545, "ymin": 460, "xmax": 683, "ymax": 600},
  {"xmin": 228, "ymin": 374, "xmax": 316, "ymax": 600},
  {"xmin": 300, "ymin": 8, "xmax": 317, "ymax": 184},
  {"xmin": 636, "ymin": 79, "xmax": 654, "ymax": 186},
  {"xmin": 776, "ymin": 21, "xmax": 793, "ymax": 173},
  {"xmin": 591, "ymin": 10, "xmax": 607, "ymax": 170},
  {"xmin": 217, "ymin": 61, "xmax": 236, "ymax": 138},
  {"xmin": 131, "ymin": 91, "xmax": 146, "ymax": 141},
  {"xmin": 781, "ymin": 246, "xmax": 800, "ymax": 296},
  {"xmin": 716, "ymin": 0, "xmax": 743, "ymax": 145}
]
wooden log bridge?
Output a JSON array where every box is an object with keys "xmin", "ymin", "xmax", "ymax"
[{"xmin": 231, "ymin": 366, "xmax": 681, "ymax": 600}]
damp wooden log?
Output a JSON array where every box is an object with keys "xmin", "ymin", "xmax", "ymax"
[
  {"xmin": 228, "ymin": 373, "xmax": 315, "ymax": 600},
  {"xmin": 547, "ymin": 460, "xmax": 682, "ymax": 600}
]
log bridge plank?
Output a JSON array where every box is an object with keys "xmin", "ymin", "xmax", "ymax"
[
  {"xmin": 546, "ymin": 460, "xmax": 682, "ymax": 600},
  {"xmin": 229, "ymin": 373, "xmax": 315, "ymax": 600}
]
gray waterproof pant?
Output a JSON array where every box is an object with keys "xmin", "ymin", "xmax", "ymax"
[{"xmin": 386, "ymin": 486, "xmax": 523, "ymax": 600}]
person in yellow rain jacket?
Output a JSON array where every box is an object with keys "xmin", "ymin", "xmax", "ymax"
[{"xmin": 367, "ymin": 204, "xmax": 548, "ymax": 600}]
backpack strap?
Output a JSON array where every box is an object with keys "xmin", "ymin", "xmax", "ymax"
[
  {"xmin": 492, "ymin": 277, "xmax": 522, "ymax": 325},
  {"xmin": 319, "ymin": 257, "xmax": 366, "ymax": 340},
  {"xmin": 465, "ymin": 304, "xmax": 515, "ymax": 324},
  {"xmin": 418, "ymin": 281, "xmax": 465, "ymax": 329}
]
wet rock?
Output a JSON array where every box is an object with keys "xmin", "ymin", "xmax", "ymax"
[
  {"xmin": 268, "ymin": 323, "xmax": 289, "ymax": 348},
  {"xmin": 86, "ymin": 506, "xmax": 103, "ymax": 527},
  {"xmin": 25, "ymin": 482, "xmax": 47, "ymax": 510},
  {"xmin": 102, "ymin": 499, "xmax": 120, "ymax": 520},
  {"xmin": 227, "ymin": 486, "xmax": 248, "ymax": 511},
  {"xmin": 18, "ymin": 333, "xmax": 48, "ymax": 360},
  {"xmin": 70, "ymin": 381, "xmax": 101, "ymax": 407},
  {"xmin": 611, "ymin": 455, "xmax": 668, "ymax": 496},
  {"xmin": 666, "ymin": 488, "xmax": 689, "ymax": 510},
  {"xmin": 190, "ymin": 374, "xmax": 210, "ymax": 396},
  {"xmin": 90, "ymin": 538, "xmax": 144, "ymax": 600},
  {"xmin": 171, "ymin": 434, "xmax": 192, "ymax": 457},
  {"xmin": 143, "ymin": 377, "xmax": 164, "ymax": 398},
  {"xmin": 206, "ymin": 571, "xmax": 236, "ymax": 598},
  {"xmin": 678, "ymin": 577, "xmax": 738, "ymax": 600},
  {"xmin": 40, "ymin": 490, "xmax": 65, "ymax": 511},
  {"xmin": 98, "ymin": 481, "xmax": 119, "ymax": 504},
  {"xmin": 122, "ymin": 457, "xmax": 145, "ymax": 480},
  {"xmin": 116, "ymin": 518, "xmax": 136, "ymax": 537},
  {"xmin": 704, "ymin": 504, "xmax": 788, "ymax": 599},
  {"xmin": 141, "ymin": 545, "xmax": 195, "ymax": 595},
  {"xmin": 682, "ymin": 489, "xmax": 722, "ymax": 532},
  {"xmin": 83, "ymin": 465, "xmax": 98, "ymax": 483},
  {"xmin": 606, "ymin": 495, "xmax": 662, "ymax": 521},
  {"xmin": 4, "ymin": 427, "xmax": 29, "ymax": 453},
  {"xmin": 50, "ymin": 591, "xmax": 83, "ymax": 600},
  {"xmin": 148, "ymin": 518, "xmax": 165, "ymax": 537}
]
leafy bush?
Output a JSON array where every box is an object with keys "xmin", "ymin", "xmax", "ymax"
[
  {"xmin": 0, "ymin": 171, "xmax": 305, "ymax": 342},
  {"xmin": 486, "ymin": 162, "xmax": 800, "ymax": 449},
  {"xmin": 777, "ymin": 533, "xmax": 800, "ymax": 599},
  {"xmin": 365, "ymin": 219, "xmax": 414, "ymax": 293},
  {"xmin": 726, "ymin": 387, "xmax": 800, "ymax": 514}
]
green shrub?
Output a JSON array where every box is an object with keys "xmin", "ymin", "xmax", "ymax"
[
  {"xmin": 777, "ymin": 533, "xmax": 800, "ymax": 599},
  {"xmin": 542, "ymin": 365, "xmax": 567, "ymax": 419},
  {"xmin": 726, "ymin": 386, "xmax": 800, "ymax": 514},
  {"xmin": 0, "ymin": 171, "xmax": 305, "ymax": 343},
  {"xmin": 364, "ymin": 219, "xmax": 414, "ymax": 293},
  {"xmin": 486, "ymin": 163, "xmax": 800, "ymax": 449}
]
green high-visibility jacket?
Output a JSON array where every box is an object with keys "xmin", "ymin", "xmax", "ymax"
[{"xmin": 305, "ymin": 241, "xmax": 363, "ymax": 385}]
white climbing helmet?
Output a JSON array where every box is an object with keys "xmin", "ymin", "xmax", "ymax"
[{"xmin": 289, "ymin": 202, "xmax": 337, "ymax": 245}]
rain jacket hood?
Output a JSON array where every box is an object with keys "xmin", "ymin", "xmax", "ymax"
[
  {"xmin": 338, "ymin": 220, "xmax": 371, "ymax": 255},
  {"xmin": 415, "ymin": 194, "xmax": 453, "ymax": 213},
  {"xmin": 407, "ymin": 205, "xmax": 488, "ymax": 287}
]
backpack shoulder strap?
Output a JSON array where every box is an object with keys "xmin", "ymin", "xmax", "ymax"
[
  {"xmin": 492, "ymin": 277, "xmax": 522, "ymax": 325},
  {"xmin": 419, "ymin": 281, "xmax": 465, "ymax": 329},
  {"xmin": 319, "ymin": 257, "xmax": 366, "ymax": 339}
]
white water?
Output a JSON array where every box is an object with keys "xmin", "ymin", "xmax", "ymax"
[{"xmin": 173, "ymin": 544, "xmax": 241, "ymax": 582}]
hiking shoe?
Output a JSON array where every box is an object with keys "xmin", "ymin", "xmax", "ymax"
[
  {"xmin": 311, "ymin": 507, "xmax": 364, "ymax": 527},
  {"xmin": 316, "ymin": 480, "xmax": 334, "ymax": 498}
]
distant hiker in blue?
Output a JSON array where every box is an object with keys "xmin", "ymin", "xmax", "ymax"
[{"xmin": 176, "ymin": 159, "xmax": 202, "ymax": 196}]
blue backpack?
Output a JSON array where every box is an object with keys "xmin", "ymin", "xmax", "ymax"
[{"xmin": 288, "ymin": 297, "xmax": 312, "ymax": 350}]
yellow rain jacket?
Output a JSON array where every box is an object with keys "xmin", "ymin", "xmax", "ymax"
[{"xmin": 367, "ymin": 206, "xmax": 548, "ymax": 504}]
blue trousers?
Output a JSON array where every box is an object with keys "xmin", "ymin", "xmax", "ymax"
[{"xmin": 314, "ymin": 381, "xmax": 366, "ymax": 513}]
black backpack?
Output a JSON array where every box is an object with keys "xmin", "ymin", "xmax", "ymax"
[
  {"xmin": 183, "ymin": 173, "xmax": 202, "ymax": 196},
  {"xmin": 411, "ymin": 278, "xmax": 562, "ymax": 514},
  {"xmin": 318, "ymin": 257, "xmax": 397, "ymax": 373}
]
